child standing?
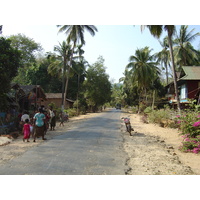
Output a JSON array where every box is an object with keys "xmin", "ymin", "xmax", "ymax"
[{"xmin": 23, "ymin": 119, "xmax": 31, "ymax": 142}]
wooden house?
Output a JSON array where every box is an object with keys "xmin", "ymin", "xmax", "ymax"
[
  {"xmin": 19, "ymin": 85, "xmax": 47, "ymax": 111},
  {"xmin": 43, "ymin": 93, "xmax": 75, "ymax": 109},
  {"xmin": 166, "ymin": 66, "xmax": 200, "ymax": 107}
]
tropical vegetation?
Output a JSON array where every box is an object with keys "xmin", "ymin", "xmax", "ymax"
[{"xmin": 1, "ymin": 25, "xmax": 200, "ymax": 153}]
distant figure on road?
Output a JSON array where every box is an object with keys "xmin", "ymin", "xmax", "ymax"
[
  {"xmin": 33, "ymin": 108, "xmax": 46, "ymax": 142},
  {"xmin": 49, "ymin": 106, "xmax": 56, "ymax": 131},
  {"xmin": 59, "ymin": 112, "xmax": 64, "ymax": 127}
]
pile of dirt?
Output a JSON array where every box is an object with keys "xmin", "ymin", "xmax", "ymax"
[{"xmin": 0, "ymin": 135, "xmax": 13, "ymax": 146}]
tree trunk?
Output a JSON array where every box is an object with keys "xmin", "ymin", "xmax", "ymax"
[
  {"xmin": 165, "ymin": 61, "xmax": 169, "ymax": 85},
  {"xmin": 167, "ymin": 32, "xmax": 181, "ymax": 113},
  {"xmin": 61, "ymin": 57, "xmax": 67, "ymax": 110},
  {"xmin": 152, "ymin": 90, "xmax": 155, "ymax": 110},
  {"xmin": 76, "ymin": 74, "xmax": 80, "ymax": 115},
  {"xmin": 63, "ymin": 42, "xmax": 76, "ymax": 108}
]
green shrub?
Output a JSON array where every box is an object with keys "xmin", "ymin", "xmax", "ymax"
[
  {"xmin": 144, "ymin": 107, "xmax": 153, "ymax": 114},
  {"xmin": 66, "ymin": 108, "xmax": 77, "ymax": 118},
  {"xmin": 147, "ymin": 109, "xmax": 171, "ymax": 124}
]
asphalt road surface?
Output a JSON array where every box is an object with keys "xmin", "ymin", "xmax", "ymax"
[{"xmin": 0, "ymin": 109, "xmax": 128, "ymax": 175}]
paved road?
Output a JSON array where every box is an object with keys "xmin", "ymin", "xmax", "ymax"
[{"xmin": 0, "ymin": 109, "xmax": 128, "ymax": 175}]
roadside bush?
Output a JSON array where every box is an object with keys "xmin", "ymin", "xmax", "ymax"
[
  {"xmin": 66, "ymin": 108, "xmax": 77, "ymax": 118},
  {"xmin": 177, "ymin": 111, "xmax": 200, "ymax": 154},
  {"xmin": 131, "ymin": 106, "xmax": 138, "ymax": 113},
  {"xmin": 147, "ymin": 109, "xmax": 171, "ymax": 125},
  {"xmin": 144, "ymin": 107, "xmax": 153, "ymax": 114}
]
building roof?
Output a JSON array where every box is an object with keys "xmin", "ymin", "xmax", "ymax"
[
  {"xmin": 179, "ymin": 66, "xmax": 200, "ymax": 80},
  {"xmin": 45, "ymin": 93, "xmax": 62, "ymax": 99},
  {"xmin": 20, "ymin": 85, "xmax": 46, "ymax": 100},
  {"xmin": 45, "ymin": 93, "xmax": 75, "ymax": 103}
]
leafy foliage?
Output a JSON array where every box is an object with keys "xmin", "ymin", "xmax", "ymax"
[
  {"xmin": 8, "ymin": 34, "xmax": 43, "ymax": 85},
  {"xmin": 0, "ymin": 37, "xmax": 21, "ymax": 110},
  {"xmin": 83, "ymin": 56, "xmax": 112, "ymax": 112}
]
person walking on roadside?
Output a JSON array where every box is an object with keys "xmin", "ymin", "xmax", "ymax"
[
  {"xmin": 33, "ymin": 108, "xmax": 46, "ymax": 142},
  {"xmin": 22, "ymin": 119, "xmax": 31, "ymax": 142},
  {"xmin": 59, "ymin": 111, "xmax": 64, "ymax": 127},
  {"xmin": 49, "ymin": 106, "xmax": 56, "ymax": 131}
]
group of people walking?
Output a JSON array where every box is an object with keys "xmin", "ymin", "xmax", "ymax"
[{"xmin": 19, "ymin": 106, "xmax": 56, "ymax": 142}]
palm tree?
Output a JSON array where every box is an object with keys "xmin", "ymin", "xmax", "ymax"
[
  {"xmin": 57, "ymin": 25, "xmax": 98, "ymax": 108},
  {"xmin": 126, "ymin": 47, "xmax": 160, "ymax": 111},
  {"xmin": 173, "ymin": 25, "xmax": 200, "ymax": 69},
  {"xmin": 72, "ymin": 58, "xmax": 88, "ymax": 114},
  {"xmin": 141, "ymin": 25, "xmax": 181, "ymax": 112},
  {"xmin": 48, "ymin": 41, "xmax": 72, "ymax": 107},
  {"xmin": 156, "ymin": 36, "xmax": 171, "ymax": 84}
]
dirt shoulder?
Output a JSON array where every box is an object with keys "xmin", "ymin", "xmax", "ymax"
[{"xmin": 121, "ymin": 113, "xmax": 200, "ymax": 175}]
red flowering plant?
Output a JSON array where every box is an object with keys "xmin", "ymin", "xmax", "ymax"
[{"xmin": 177, "ymin": 110, "xmax": 200, "ymax": 154}]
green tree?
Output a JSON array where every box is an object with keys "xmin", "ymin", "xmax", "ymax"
[
  {"xmin": 156, "ymin": 36, "xmax": 171, "ymax": 85},
  {"xmin": 141, "ymin": 25, "xmax": 181, "ymax": 112},
  {"xmin": 0, "ymin": 37, "xmax": 21, "ymax": 110},
  {"xmin": 120, "ymin": 68, "xmax": 139, "ymax": 106},
  {"xmin": 173, "ymin": 25, "xmax": 200, "ymax": 69},
  {"xmin": 111, "ymin": 83, "xmax": 126, "ymax": 107},
  {"xmin": 50, "ymin": 41, "xmax": 72, "ymax": 107},
  {"xmin": 8, "ymin": 34, "xmax": 43, "ymax": 84},
  {"xmin": 83, "ymin": 56, "xmax": 112, "ymax": 112},
  {"xmin": 126, "ymin": 47, "xmax": 160, "ymax": 108},
  {"xmin": 57, "ymin": 25, "xmax": 98, "ymax": 109},
  {"xmin": 0, "ymin": 25, "xmax": 2, "ymax": 34},
  {"xmin": 72, "ymin": 58, "xmax": 88, "ymax": 113},
  {"xmin": 26, "ymin": 56, "xmax": 62, "ymax": 93}
]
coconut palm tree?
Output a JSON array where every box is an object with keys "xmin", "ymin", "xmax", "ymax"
[
  {"xmin": 141, "ymin": 25, "xmax": 181, "ymax": 112},
  {"xmin": 0, "ymin": 25, "xmax": 2, "ymax": 34},
  {"xmin": 126, "ymin": 47, "xmax": 160, "ymax": 111},
  {"xmin": 156, "ymin": 36, "xmax": 171, "ymax": 85},
  {"xmin": 173, "ymin": 25, "xmax": 200, "ymax": 69},
  {"xmin": 48, "ymin": 41, "xmax": 72, "ymax": 106},
  {"xmin": 57, "ymin": 25, "xmax": 98, "ymax": 108},
  {"xmin": 72, "ymin": 58, "xmax": 88, "ymax": 114}
]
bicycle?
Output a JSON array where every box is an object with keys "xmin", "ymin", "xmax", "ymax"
[{"xmin": 121, "ymin": 117, "xmax": 134, "ymax": 136}]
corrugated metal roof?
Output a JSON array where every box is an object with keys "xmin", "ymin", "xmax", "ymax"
[{"xmin": 180, "ymin": 66, "xmax": 200, "ymax": 80}]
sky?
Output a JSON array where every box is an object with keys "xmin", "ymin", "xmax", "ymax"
[{"xmin": 2, "ymin": 25, "xmax": 200, "ymax": 83}]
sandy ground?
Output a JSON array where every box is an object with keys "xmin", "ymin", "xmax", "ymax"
[
  {"xmin": 0, "ymin": 110, "xmax": 199, "ymax": 175},
  {"xmin": 122, "ymin": 113, "xmax": 200, "ymax": 175}
]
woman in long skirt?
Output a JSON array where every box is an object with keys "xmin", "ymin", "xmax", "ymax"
[{"xmin": 33, "ymin": 108, "xmax": 46, "ymax": 142}]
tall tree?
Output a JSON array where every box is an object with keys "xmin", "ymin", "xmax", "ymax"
[
  {"xmin": 57, "ymin": 25, "xmax": 98, "ymax": 109},
  {"xmin": 72, "ymin": 58, "xmax": 88, "ymax": 114},
  {"xmin": 141, "ymin": 25, "xmax": 181, "ymax": 112},
  {"xmin": 173, "ymin": 25, "xmax": 200, "ymax": 69},
  {"xmin": 9, "ymin": 34, "xmax": 43, "ymax": 85},
  {"xmin": 83, "ymin": 56, "xmax": 111, "ymax": 112},
  {"xmin": 0, "ymin": 37, "xmax": 21, "ymax": 110},
  {"xmin": 26, "ymin": 57, "xmax": 62, "ymax": 93},
  {"xmin": 51, "ymin": 41, "xmax": 72, "ymax": 106},
  {"xmin": 0, "ymin": 25, "xmax": 2, "ymax": 34},
  {"xmin": 127, "ymin": 47, "xmax": 160, "ymax": 103},
  {"xmin": 156, "ymin": 36, "xmax": 171, "ymax": 85}
]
